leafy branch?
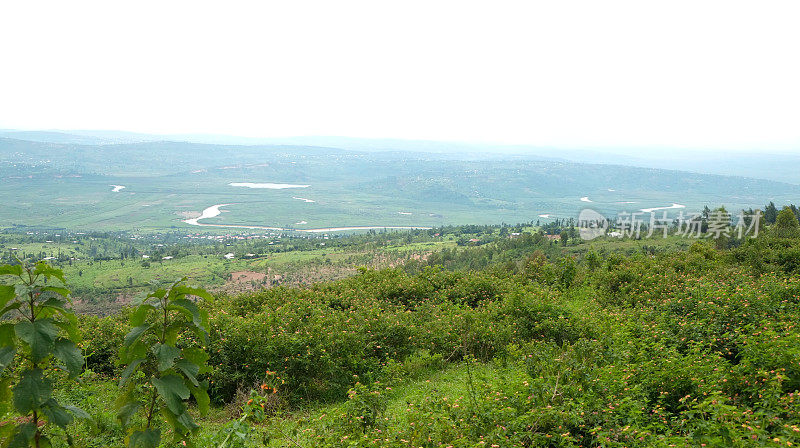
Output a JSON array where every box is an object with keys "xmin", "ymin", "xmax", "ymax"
[
  {"xmin": 0, "ymin": 261, "xmax": 89, "ymax": 448},
  {"xmin": 116, "ymin": 278, "xmax": 213, "ymax": 448}
]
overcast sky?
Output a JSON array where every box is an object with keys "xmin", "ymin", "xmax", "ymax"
[{"xmin": 1, "ymin": 0, "xmax": 798, "ymax": 152}]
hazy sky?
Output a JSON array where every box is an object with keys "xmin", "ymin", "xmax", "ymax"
[{"xmin": 1, "ymin": 1, "xmax": 798, "ymax": 151}]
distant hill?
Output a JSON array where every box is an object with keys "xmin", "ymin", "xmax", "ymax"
[
  {"xmin": 1, "ymin": 136, "xmax": 798, "ymax": 232},
  {"xmin": 1, "ymin": 129, "xmax": 798, "ymax": 184}
]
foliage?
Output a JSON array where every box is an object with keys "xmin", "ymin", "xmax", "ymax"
[
  {"xmin": 115, "ymin": 279, "xmax": 213, "ymax": 448},
  {"xmin": 0, "ymin": 261, "xmax": 88, "ymax": 447},
  {"xmin": 6, "ymin": 212, "xmax": 800, "ymax": 447},
  {"xmin": 772, "ymin": 207, "xmax": 800, "ymax": 239}
]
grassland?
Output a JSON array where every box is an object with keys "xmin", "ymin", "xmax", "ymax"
[{"xmin": 3, "ymin": 137, "xmax": 798, "ymax": 233}]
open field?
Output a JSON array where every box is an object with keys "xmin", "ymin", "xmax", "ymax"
[{"xmin": 3, "ymin": 137, "xmax": 798, "ymax": 233}]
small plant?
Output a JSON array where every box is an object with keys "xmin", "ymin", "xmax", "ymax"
[
  {"xmin": 343, "ymin": 382, "xmax": 386, "ymax": 430},
  {"xmin": 0, "ymin": 261, "xmax": 88, "ymax": 447},
  {"xmin": 214, "ymin": 372, "xmax": 284, "ymax": 448},
  {"xmin": 116, "ymin": 278, "xmax": 213, "ymax": 448}
]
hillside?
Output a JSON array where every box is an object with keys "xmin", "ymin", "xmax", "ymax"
[
  {"xmin": 1, "ymin": 218, "xmax": 799, "ymax": 447},
  {"xmin": 2, "ymin": 137, "xmax": 798, "ymax": 232}
]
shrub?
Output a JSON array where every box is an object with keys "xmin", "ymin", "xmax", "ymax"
[{"xmin": 0, "ymin": 262, "xmax": 88, "ymax": 447}]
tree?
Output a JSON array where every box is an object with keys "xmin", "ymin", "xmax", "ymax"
[
  {"xmin": 772, "ymin": 207, "xmax": 800, "ymax": 239},
  {"xmin": 0, "ymin": 262, "xmax": 89, "ymax": 447},
  {"xmin": 116, "ymin": 279, "xmax": 213, "ymax": 448},
  {"xmin": 764, "ymin": 201, "xmax": 778, "ymax": 224}
]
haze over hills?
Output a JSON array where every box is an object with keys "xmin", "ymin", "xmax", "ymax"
[
  {"xmin": 1, "ymin": 129, "xmax": 798, "ymax": 185},
  {"xmin": 1, "ymin": 132, "xmax": 797, "ymax": 232}
]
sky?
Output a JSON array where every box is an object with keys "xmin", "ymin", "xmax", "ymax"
[{"xmin": 1, "ymin": 0, "xmax": 799, "ymax": 152}]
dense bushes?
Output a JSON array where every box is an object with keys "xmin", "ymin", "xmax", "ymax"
[
  {"xmin": 39, "ymin": 231, "xmax": 800, "ymax": 446},
  {"xmin": 204, "ymin": 268, "xmax": 582, "ymax": 404},
  {"xmin": 283, "ymin": 241, "xmax": 800, "ymax": 447}
]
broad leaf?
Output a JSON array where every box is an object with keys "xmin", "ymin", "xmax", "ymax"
[
  {"xmin": 123, "ymin": 324, "xmax": 152, "ymax": 348},
  {"xmin": 7, "ymin": 422, "xmax": 36, "ymax": 448},
  {"xmin": 53, "ymin": 337, "xmax": 83, "ymax": 378},
  {"xmin": 0, "ymin": 285, "xmax": 15, "ymax": 310},
  {"xmin": 0, "ymin": 323, "xmax": 16, "ymax": 373},
  {"xmin": 33, "ymin": 262, "xmax": 66, "ymax": 283},
  {"xmin": 182, "ymin": 347, "xmax": 210, "ymax": 374},
  {"xmin": 41, "ymin": 286, "xmax": 70, "ymax": 297},
  {"xmin": 151, "ymin": 374, "xmax": 190, "ymax": 415},
  {"xmin": 130, "ymin": 304, "xmax": 156, "ymax": 327},
  {"xmin": 169, "ymin": 284, "xmax": 213, "ymax": 303},
  {"xmin": 188, "ymin": 381, "xmax": 210, "ymax": 415},
  {"xmin": 15, "ymin": 319, "xmax": 59, "ymax": 363},
  {"xmin": 161, "ymin": 406, "xmax": 199, "ymax": 436},
  {"xmin": 175, "ymin": 359, "xmax": 200, "ymax": 386},
  {"xmin": 117, "ymin": 401, "xmax": 142, "ymax": 427},
  {"xmin": 63, "ymin": 404, "xmax": 92, "ymax": 420},
  {"xmin": 128, "ymin": 428, "xmax": 161, "ymax": 448},
  {"xmin": 12, "ymin": 368, "xmax": 52, "ymax": 413},
  {"xmin": 0, "ymin": 264, "xmax": 23, "ymax": 277},
  {"xmin": 0, "ymin": 378, "xmax": 11, "ymax": 416},
  {"xmin": 153, "ymin": 343, "xmax": 181, "ymax": 372},
  {"xmin": 168, "ymin": 299, "xmax": 204, "ymax": 330},
  {"xmin": 119, "ymin": 358, "xmax": 145, "ymax": 387},
  {"xmin": 40, "ymin": 398, "xmax": 73, "ymax": 428}
]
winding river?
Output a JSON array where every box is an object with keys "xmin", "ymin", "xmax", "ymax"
[{"xmin": 183, "ymin": 204, "xmax": 431, "ymax": 232}]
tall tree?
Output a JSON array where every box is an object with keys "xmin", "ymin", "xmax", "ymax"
[
  {"xmin": 764, "ymin": 201, "xmax": 778, "ymax": 224},
  {"xmin": 772, "ymin": 207, "xmax": 800, "ymax": 239}
]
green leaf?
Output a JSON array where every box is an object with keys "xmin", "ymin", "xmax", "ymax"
[
  {"xmin": 175, "ymin": 359, "xmax": 200, "ymax": 386},
  {"xmin": 128, "ymin": 428, "xmax": 161, "ymax": 448},
  {"xmin": 15, "ymin": 319, "xmax": 59, "ymax": 363},
  {"xmin": 13, "ymin": 368, "xmax": 52, "ymax": 413},
  {"xmin": 33, "ymin": 262, "xmax": 66, "ymax": 283},
  {"xmin": 0, "ymin": 345, "xmax": 15, "ymax": 375},
  {"xmin": 0, "ymin": 323, "xmax": 17, "ymax": 374},
  {"xmin": 116, "ymin": 401, "xmax": 142, "ymax": 427},
  {"xmin": 168, "ymin": 298, "xmax": 204, "ymax": 330},
  {"xmin": 123, "ymin": 324, "xmax": 152, "ymax": 348},
  {"xmin": 119, "ymin": 358, "xmax": 145, "ymax": 387},
  {"xmin": 0, "ymin": 378, "xmax": 12, "ymax": 416},
  {"xmin": 0, "ymin": 264, "xmax": 23, "ymax": 277},
  {"xmin": 0, "ymin": 285, "xmax": 15, "ymax": 310},
  {"xmin": 130, "ymin": 304, "xmax": 156, "ymax": 327},
  {"xmin": 14, "ymin": 284, "xmax": 31, "ymax": 299},
  {"xmin": 145, "ymin": 288, "xmax": 167, "ymax": 301},
  {"xmin": 63, "ymin": 404, "xmax": 92, "ymax": 420},
  {"xmin": 160, "ymin": 406, "xmax": 198, "ymax": 436},
  {"xmin": 188, "ymin": 381, "xmax": 210, "ymax": 415},
  {"xmin": 164, "ymin": 321, "xmax": 188, "ymax": 346},
  {"xmin": 41, "ymin": 398, "xmax": 74, "ymax": 428},
  {"xmin": 53, "ymin": 338, "xmax": 83, "ymax": 378},
  {"xmin": 169, "ymin": 284, "xmax": 213, "ymax": 303},
  {"xmin": 53, "ymin": 315, "xmax": 80, "ymax": 341},
  {"xmin": 153, "ymin": 343, "xmax": 181, "ymax": 372},
  {"xmin": 151, "ymin": 374, "xmax": 190, "ymax": 415},
  {"xmin": 0, "ymin": 301, "xmax": 22, "ymax": 318},
  {"xmin": 7, "ymin": 422, "xmax": 36, "ymax": 448},
  {"xmin": 40, "ymin": 296, "xmax": 69, "ymax": 314},
  {"xmin": 175, "ymin": 408, "xmax": 200, "ymax": 433},
  {"xmin": 182, "ymin": 348, "xmax": 210, "ymax": 374},
  {"xmin": 41, "ymin": 286, "xmax": 70, "ymax": 297}
]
